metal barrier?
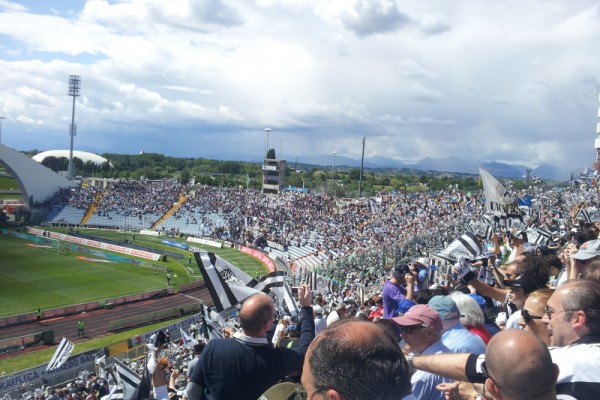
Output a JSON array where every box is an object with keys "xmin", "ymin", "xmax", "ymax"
[{"xmin": 107, "ymin": 303, "xmax": 200, "ymax": 332}]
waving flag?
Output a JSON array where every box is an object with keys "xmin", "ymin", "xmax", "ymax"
[
  {"xmin": 479, "ymin": 168, "xmax": 522, "ymax": 219},
  {"xmin": 195, "ymin": 252, "xmax": 261, "ymax": 312},
  {"xmin": 46, "ymin": 337, "xmax": 74, "ymax": 371},
  {"xmin": 180, "ymin": 328, "xmax": 198, "ymax": 349}
]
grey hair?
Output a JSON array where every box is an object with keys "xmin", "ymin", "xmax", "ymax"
[{"xmin": 449, "ymin": 291, "xmax": 484, "ymax": 327}]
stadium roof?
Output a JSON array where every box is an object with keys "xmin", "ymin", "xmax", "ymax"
[
  {"xmin": 0, "ymin": 144, "xmax": 76, "ymax": 208},
  {"xmin": 32, "ymin": 150, "xmax": 112, "ymax": 167}
]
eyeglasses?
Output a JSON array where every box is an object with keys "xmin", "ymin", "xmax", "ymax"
[
  {"xmin": 399, "ymin": 325, "xmax": 428, "ymax": 334},
  {"xmin": 296, "ymin": 385, "xmax": 333, "ymax": 400},
  {"xmin": 521, "ymin": 308, "xmax": 543, "ymax": 324},
  {"xmin": 544, "ymin": 306, "xmax": 574, "ymax": 320},
  {"xmin": 481, "ymin": 361, "xmax": 501, "ymax": 389}
]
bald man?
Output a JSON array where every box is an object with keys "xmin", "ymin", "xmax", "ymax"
[
  {"xmin": 301, "ymin": 319, "xmax": 414, "ymax": 400},
  {"xmin": 187, "ymin": 285, "xmax": 315, "ymax": 400},
  {"xmin": 411, "ymin": 279, "xmax": 600, "ymax": 399},
  {"xmin": 483, "ymin": 329, "xmax": 558, "ymax": 400}
]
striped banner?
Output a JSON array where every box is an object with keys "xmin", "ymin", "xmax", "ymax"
[{"xmin": 46, "ymin": 337, "xmax": 74, "ymax": 371}]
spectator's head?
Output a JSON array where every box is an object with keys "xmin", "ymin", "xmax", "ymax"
[
  {"xmin": 301, "ymin": 320, "xmax": 412, "ymax": 400},
  {"xmin": 427, "ymin": 295, "xmax": 461, "ymax": 331},
  {"xmin": 484, "ymin": 329, "xmax": 558, "ymax": 400},
  {"xmin": 192, "ymin": 343, "xmax": 205, "ymax": 356},
  {"xmin": 571, "ymin": 239, "xmax": 600, "ymax": 276},
  {"xmin": 449, "ymin": 291, "xmax": 484, "ymax": 327},
  {"xmin": 504, "ymin": 275, "xmax": 537, "ymax": 309},
  {"xmin": 239, "ymin": 293, "xmax": 276, "ymax": 337},
  {"xmin": 393, "ymin": 304, "xmax": 443, "ymax": 354},
  {"xmin": 581, "ymin": 258, "xmax": 600, "ymax": 282},
  {"xmin": 518, "ymin": 288, "xmax": 554, "ymax": 346},
  {"xmin": 543, "ymin": 279, "xmax": 600, "ymax": 346},
  {"xmin": 392, "ymin": 264, "xmax": 410, "ymax": 284}
]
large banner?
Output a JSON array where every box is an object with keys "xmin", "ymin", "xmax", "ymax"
[{"xmin": 28, "ymin": 228, "xmax": 162, "ymax": 261}]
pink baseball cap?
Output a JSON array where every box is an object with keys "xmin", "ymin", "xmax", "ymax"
[{"xmin": 391, "ymin": 304, "xmax": 443, "ymax": 331}]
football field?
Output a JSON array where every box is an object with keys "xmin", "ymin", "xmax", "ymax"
[{"xmin": 0, "ymin": 229, "xmax": 267, "ymax": 318}]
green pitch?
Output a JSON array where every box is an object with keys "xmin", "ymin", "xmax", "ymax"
[{"xmin": 0, "ymin": 229, "xmax": 268, "ymax": 318}]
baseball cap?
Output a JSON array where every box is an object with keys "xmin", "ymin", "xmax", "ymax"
[
  {"xmin": 504, "ymin": 275, "xmax": 537, "ymax": 295},
  {"xmin": 428, "ymin": 295, "xmax": 461, "ymax": 320},
  {"xmin": 397, "ymin": 299, "xmax": 416, "ymax": 314},
  {"xmin": 258, "ymin": 382, "xmax": 305, "ymax": 400},
  {"xmin": 571, "ymin": 239, "xmax": 600, "ymax": 261},
  {"xmin": 393, "ymin": 264, "xmax": 410, "ymax": 279},
  {"xmin": 392, "ymin": 304, "xmax": 443, "ymax": 331}
]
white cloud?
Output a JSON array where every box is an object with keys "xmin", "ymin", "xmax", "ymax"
[{"xmin": 0, "ymin": 0, "xmax": 598, "ymax": 172}]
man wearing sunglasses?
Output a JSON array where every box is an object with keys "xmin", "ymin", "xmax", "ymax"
[
  {"xmin": 393, "ymin": 304, "xmax": 453, "ymax": 400},
  {"xmin": 410, "ymin": 279, "xmax": 600, "ymax": 399}
]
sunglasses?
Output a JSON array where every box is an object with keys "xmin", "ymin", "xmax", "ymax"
[
  {"xmin": 521, "ymin": 308, "xmax": 543, "ymax": 324},
  {"xmin": 481, "ymin": 361, "xmax": 501, "ymax": 389},
  {"xmin": 399, "ymin": 325, "xmax": 427, "ymax": 334}
]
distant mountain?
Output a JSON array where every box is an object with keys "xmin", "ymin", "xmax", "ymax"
[{"xmin": 202, "ymin": 151, "xmax": 582, "ymax": 181}]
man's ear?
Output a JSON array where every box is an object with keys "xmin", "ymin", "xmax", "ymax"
[
  {"xmin": 324, "ymin": 389, "xmax": 343, "ymax": 400},
  {"xmin": 486, "ymin": 378, "xmax": 503, "ymax": 400},
  {"xmin": 571, "ymin": 310, "xmax": 586, "ymax": 330}
]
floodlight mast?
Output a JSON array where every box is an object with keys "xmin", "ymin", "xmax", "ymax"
[
  {"xmin": 68, "ymin": 75, "xmax": 81, "ymax": 180},
  {"xmin": 0, "ymin": 116, "xmax": 5, "ymax": 144},
  {"xmin": 264, "ymin": 128, "xmax": 272, "ymax": 156}
]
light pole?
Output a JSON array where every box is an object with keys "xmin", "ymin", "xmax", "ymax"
[
  {"xmin": 332, "ymin": 151, "xmax": 337, "ymax": 182},
  {"xmin": 0, "ymin": 116, "xmax": 5, "ymax": 144},
  {"xmin": 264, "ymin": 128, "xmax": 272, "ymax": 156},
  {"xmin": 68, "ymin": 75, "xmax": 81, "ymax": 180}
]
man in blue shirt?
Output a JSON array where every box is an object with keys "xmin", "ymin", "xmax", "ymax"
[
  {"xmin": 428, "ymin": 295, "xmax": 486, "ymax": 354},
  {"xmin": 393, "ymin": 304, "xmax": 453, "ymax": 400}
]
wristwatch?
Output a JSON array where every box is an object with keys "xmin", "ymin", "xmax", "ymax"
[{"xmin": 406, "ymin": 352, "xmax": 415, "ymax": 371}]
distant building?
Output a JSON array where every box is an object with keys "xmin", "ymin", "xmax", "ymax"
[{"xmin": 32, "ymin": 150, "xmax": 113, "ymax": 167}]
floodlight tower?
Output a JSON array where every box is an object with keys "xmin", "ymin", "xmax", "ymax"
[
  {"xmin": 594, "ymin": 91, "xmax": 600, "ymax": 174},
  {"xmin": 332, "ymin": 150, "xmax": 337, "ymax": 181},
  {"xmin": 68, "ymin": 75, "xmax": 81, "ymax": 180},
  {"xmin": 0, "ymin": 116, "xmax": 5, "ymax": 144},
  {"xmin": 264, "ymin": 128, "xmax": 272, "ymax": 156}
]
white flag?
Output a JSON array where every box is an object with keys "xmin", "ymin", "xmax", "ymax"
[
  {"xmin": 479, "ymin": 168, "xmax": 521, "ymax": 217},
  {"xmin": 46, "ymin": 337, "xmax": 74, "ymax": 371},
  {"xmin": 180, "ymin": 328, "xmax": 198, "ymax": 349}
]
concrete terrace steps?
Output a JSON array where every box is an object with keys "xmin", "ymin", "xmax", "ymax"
[{"xmin": 151, "ymin": 193, "xmax": 187, "ymax": 230}]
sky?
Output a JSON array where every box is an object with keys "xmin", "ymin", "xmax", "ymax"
[{"xmin": 0, "ymin": 0, "xmax": 599, "ymax": 169}]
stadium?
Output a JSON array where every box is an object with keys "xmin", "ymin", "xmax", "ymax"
[{"xmin": 1, "ymin": 142, "xmax": 600, "ymax": 399}]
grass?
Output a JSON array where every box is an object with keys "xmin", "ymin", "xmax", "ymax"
[
  {"xmin": 1, "ymin": 317, "xmax": 188, "ymax": 375},
  {"xmin": 0, "ymin": 226, "xmax": 270, "ymax": 374},
  {"xmin": 0, "ymin": 227, "xmax": 268, "ymax": 317}
]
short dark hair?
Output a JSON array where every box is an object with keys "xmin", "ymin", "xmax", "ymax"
[
  {"xmin": 561, "ymin": 279, "xmax": 600, "ymax": 335},
  {"xmin": 193, "ymin": 343, "xmax": 205, "ymax": 354},
  {"xmin": 308, "ymin": 320, "xmax": 411, "ymax": 400}
]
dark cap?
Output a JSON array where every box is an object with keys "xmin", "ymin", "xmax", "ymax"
[
  {"xmin": 393, "ymin": 264, "xmax": 410, "ymax": 280},
  {"xmin": 504, "ymin": 275, "xmax": 537, "ymax": 295}
]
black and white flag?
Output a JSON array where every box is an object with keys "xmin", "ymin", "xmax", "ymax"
[
  {"xmin": 113, "ymin": 358, "xmax": 140, "ymax": 397},
  {"xmin": 46, "ymin": 337, "xmax": 74, "ymax": 371},
  {"xmin": 199, "ymin": 304, "xmax": 225, "ymax": 341},
  {"xmin": 255, "ymin": 271, "xmax": 299, "ymax": 318},
  {"xmin": 195, "ymin": 252, "xmax": 261, "ymax": 312}
]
